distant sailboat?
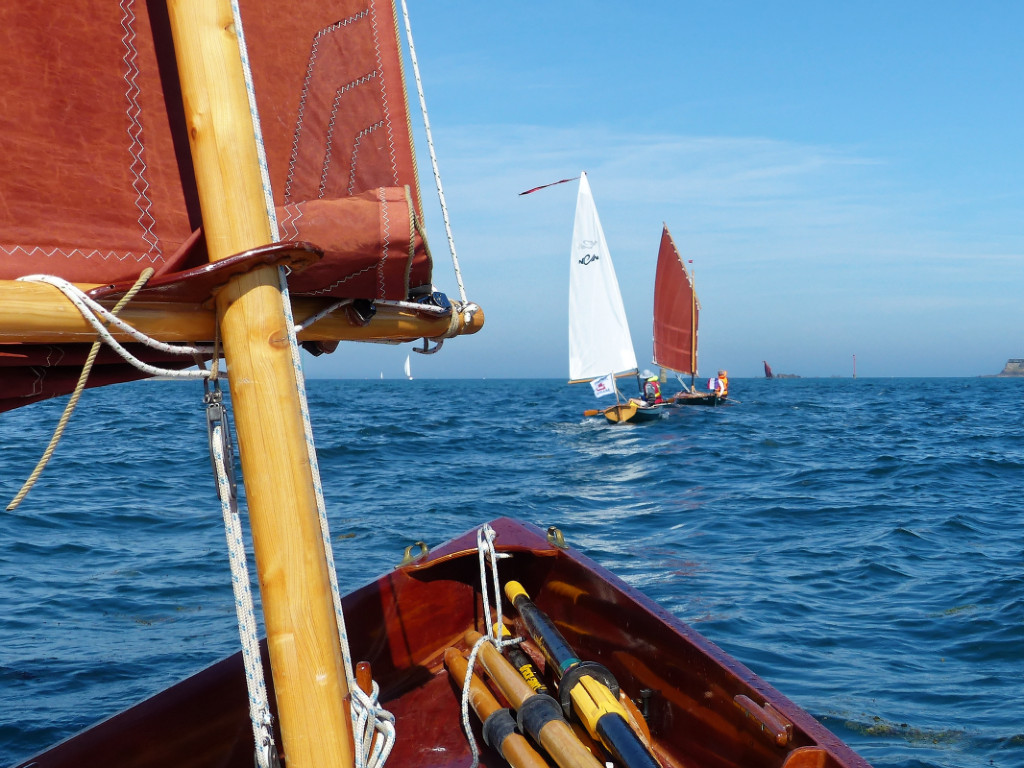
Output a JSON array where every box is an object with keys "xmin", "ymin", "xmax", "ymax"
[
  {"xmin": 570, "ymin": 173, "xmax": 662, "ymax": 423},
  {"xmin": 404, "ymin": 354, "xmax": 413, "ymax": 380},
  {"xmin": 651, "ymin": 226, "xmax": 724, "ymax": 406},
  {"xmin": 764, "ymin": 361, "xmax": 774, "ymax": 379}
]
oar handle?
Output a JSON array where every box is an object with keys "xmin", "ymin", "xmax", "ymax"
[
  {"xmin": 464, "ymin": 632, "xmax": 604, "ymax": 768},
  {"xmin": 444, "ymin": 648, "xmax": 550, "ymax": 768},
  {"xmin": 504, "ymin": 583, "xmax": 663, "ymax": 768},
  {"xmin": 505, "ymin": 581, "xmax": 582, "ymax": 679}
]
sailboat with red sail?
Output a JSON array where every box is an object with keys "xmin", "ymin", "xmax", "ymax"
[
  {"xmin": 652, "ymin": 225, "xmax": 725, "ymax": 405},
  {"xmin": 3, "ymin": 3, "xmax": 870, "ymax": 768}
]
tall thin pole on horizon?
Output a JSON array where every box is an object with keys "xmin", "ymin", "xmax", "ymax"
[{"xmin": 853, "ymin": 354, "xmax": 857, "ymax": 379}]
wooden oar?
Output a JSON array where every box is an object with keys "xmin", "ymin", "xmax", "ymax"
[
  {"xmin": 444, "ymin": 649, "xmax": 549, "ymax": 768},
  {"xmin": 464, "ymin": 631, "xmax": 604, "ymax": 768},
  {"xmin": 504, "ymin": 582, "xmax": 662, "ymax": 768}
]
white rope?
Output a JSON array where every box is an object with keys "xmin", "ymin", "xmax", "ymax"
[
  {"xmin": 457, "ymin": 524, "xmax": 517, "ymax": 767},
  {"xmin": 398, "ymin": 0, "xmax": 468, "ymax": 307},
  {"xmin": 211, "ymin": 416, "xmax": 276, "ymax": 768},
  {"xmin": 293, "ymin": 299, "xmax": 352, "ymax": 334},
  {"xmin": 227, "ymin": 4, "xmax": 395, "ymax": 762},
  {"xmin": 459, "ymin": 633, "xmax": 493, "ymax": 768},
  {"xmin": 477, "ymin": 524, "xmax": 509, "ymax": 644},
  {"xmin": 16, "ymin": 274, "xmax": 213, "ymax": 378},
  {"xmin": 229, "ymin": 0, "xmax": 278, "ymax": 236},
  {"xmin": 374, "ymin": 298, "xmax": 450, "ymax": 315}
]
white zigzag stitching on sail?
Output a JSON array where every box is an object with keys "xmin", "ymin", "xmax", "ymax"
[
  {"xmin": 278, "ymin": 203, "xmax": 303, "ymax": 241},
  {"xmin": 316, "ymin": 74, "xmax": 382, "ymax": 198},
  {"xmin": 377, "ymin": 186, "xmax": 390, "ymax": 297},
  {"xmin": 343, "ymin": 118, "xmax": 386, "ymax": 198},
  {"xmin": 120, "ymin": 0, "xmax": 162, "ymax": 258},
  {"xmin": 370, "ymin": 3, "xmax": 400, "ymax": 188},
  {"xmin": 286, "ymin": 12, "xmax": 370, "ymax": 203},
  {"xmin": 0, "ymin": 245, "xmax": 162, "ymax": 264}
]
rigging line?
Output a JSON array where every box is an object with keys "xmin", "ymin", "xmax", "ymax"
[
  {"xmin": 230, "ymin": 2, "xmax": 395, "ymax": 759},
  {"xmin": 227, "ymin": 6, "xmax": 396, "ymax": 764},
  {"xmin": 7, "ymin": 268, "xmax": 155, "ymax": 512},
  {"xmin": 399, "ymin": 0, "xmax": 468, "ymax": 307},
  {"xmin": 229, "ymin": 0, "xmax": 278, "ymax": 237},
  {"xmin": 15, "ymin": 275, "xmax": 212, "ymax": 379},
  {"xmin": 209, "ymin": 406, "xmax": 277, "ymax": 768},
  {"xmin": 275, "ymin": 264, "xmax": 396, "ymax": 768}
]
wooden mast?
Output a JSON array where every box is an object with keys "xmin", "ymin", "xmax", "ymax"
[
  {"xmin": 164, "ymin": 3, "xmax": 354, "ymax": 768},
  {"xmin": 690, "ymin": 265, "xmax": 698, "ymax": 389}
]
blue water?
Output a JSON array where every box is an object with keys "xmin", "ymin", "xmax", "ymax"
[{"xmin": 1, "ymin": 377, "xmax": 1022, "ymax": 767}]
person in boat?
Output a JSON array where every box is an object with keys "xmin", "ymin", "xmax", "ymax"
[
  {"xmin": 711, "ymin": 370, "xmax": 728, "ymax": 397},
  {"xmin": 642, "ymin": 373, "xmax": 663, "ymax": 404}
]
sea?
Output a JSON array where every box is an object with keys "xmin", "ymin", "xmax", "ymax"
[{"xmin": 1, "ymin": 376, "xmax": 1021, "ymax": 767}]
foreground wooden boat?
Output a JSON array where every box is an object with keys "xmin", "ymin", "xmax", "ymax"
[{"xmin": 15, "ymin": 518, "xmax": 870, "ymax": 768}]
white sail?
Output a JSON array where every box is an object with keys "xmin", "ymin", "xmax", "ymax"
[
  {"xmin": 568, "ymin": 172, "xmax": 638, "ymax": 383},
  {"xmin": 404, "ymin": 354, "xmax": 412, "ymax": 380}
]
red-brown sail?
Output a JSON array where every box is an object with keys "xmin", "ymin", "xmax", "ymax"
[
  {"xmin": 0, "ymin": 0, "xmax": 433, "ymax": 410},
  {"xmin": 652, "ymin": 225, "xmax": 699, "ymax": 376}
]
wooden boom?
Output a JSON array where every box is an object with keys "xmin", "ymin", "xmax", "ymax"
[
  {"xmin": 0, "ymin": 281, "xmax": 484, "ymax": 344},
  {"xmin": 165, "ymin": 3, "xmax": 353, "ymax": 768}
]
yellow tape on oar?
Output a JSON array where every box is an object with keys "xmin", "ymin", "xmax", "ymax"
[{"xmin": 495, "ymin": 622, "xmax": 551, "ymax": 697}]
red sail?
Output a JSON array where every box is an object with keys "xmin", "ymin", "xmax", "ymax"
[
  {"xmin": 0, "ymin": 0, "xmax": 432, "ymax": 410},
  {"xmin": 652, "ymin": 225, "xmax": 698, "ymax": 376}
]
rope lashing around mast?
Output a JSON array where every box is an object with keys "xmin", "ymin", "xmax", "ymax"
[
  {"xmin": 230, "ymin": 2, "xmax": 395, "ymax": 765},
  {"xmin": 457, "ymin": 524, "xmax": 519, "ymax": 768}
]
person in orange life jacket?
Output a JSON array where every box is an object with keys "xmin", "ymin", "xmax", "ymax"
[
  {"xmin": 643, "ymin": 375, "xmax": 663, "ymax": 404},
  {"xmin": 711, "ymin": 370, "xmax": 728, "ymax": 397}
]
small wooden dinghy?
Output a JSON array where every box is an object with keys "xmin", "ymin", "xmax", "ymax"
[
  {"xmin": 600, "ymin": 399, "xmax": 667, "ymax": 423},
  {"xmin": 670, "ymin": 390, "xmax": 725, "ymax": 407},
  {"xmin": 17, "ymin": 518, "xmax": 870, "ymax": 768}
]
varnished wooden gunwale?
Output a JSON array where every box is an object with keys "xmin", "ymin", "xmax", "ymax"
[{"xmin": 14, "ymin": 518, "xmax": 870, "ymax": 768}]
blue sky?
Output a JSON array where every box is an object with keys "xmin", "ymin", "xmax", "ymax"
[{"xmin": 305, "ymin": 1, "xmax": 1024, "ymax": 380}]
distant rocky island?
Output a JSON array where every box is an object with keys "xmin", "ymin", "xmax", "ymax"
[{"xmin": 996, "ymin": 359, "xmax": 1024, "ymax": 377}]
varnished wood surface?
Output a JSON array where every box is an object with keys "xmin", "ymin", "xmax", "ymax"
[{"xmin": 15, "ymin": 518, "xmax": 870, "ymax": 768}]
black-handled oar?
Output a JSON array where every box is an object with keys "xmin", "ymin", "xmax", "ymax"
[
  {"xmin": 496, "ymin": 622, "xmax": 551, "ymax": 697},
  {"xmin": 505, "ymin": 581, "xmax": 662, "ymax": 768}
]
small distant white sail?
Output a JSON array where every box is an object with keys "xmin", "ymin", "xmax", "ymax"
[
  {"xmin": 568, "ymin": 172, "xmax": 638, "ymax": 384},
  {"xmin": 404, "ymin": 354, "xmax": 412, "ymax": 380}
]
